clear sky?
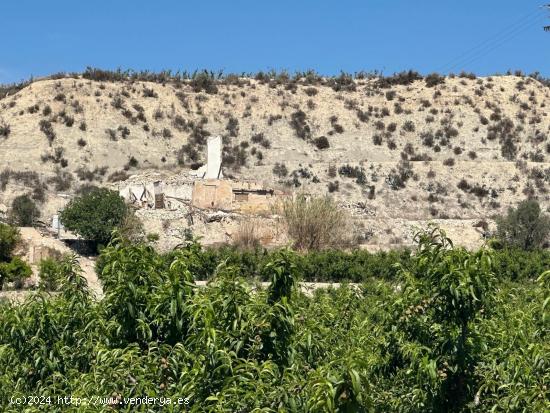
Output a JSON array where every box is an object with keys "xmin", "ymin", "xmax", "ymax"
[{"xmin": 1, "ymin": 0, "xmax": 549, "ymax": 83}]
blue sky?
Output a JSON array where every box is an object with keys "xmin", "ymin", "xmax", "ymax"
[{"xmin": 1, "ymin": 0, "xmax": 549, "ymax": 83}]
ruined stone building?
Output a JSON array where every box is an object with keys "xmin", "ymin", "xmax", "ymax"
[
  {"xmin": 191, "ymin": 180, "xmax": 283, "ymax": 213},
  {"xmin": 116, "ymin": 135, "xmax": 286, "ymax": 215},
  {"xmin": 117, "ymin": 176, "xmax": 194, "ymax": 210}
]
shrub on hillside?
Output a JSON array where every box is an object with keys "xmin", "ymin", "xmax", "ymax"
[
  {"xmin": 313, "ymin": 136, "xmax": 330, "ymax": 150},
  {"xmin": 250, "ymin": 133, "xmax": 271, "ymax": 149},
  {"xmin": 327, "ymin": 181, "xmax": 339, "ymax": 193},
  {"xmin": 190, "ymin": 71, "xmax": 218, "ymax": 94},
  {"xmin": 329, "ymin": 116, "xmax": 344, "ymax": 133},
  {"xmin": 289, "ymin": 110, "xmax": 311, "ymax": 140},
  {"xmin": 39, "ymin": 120, "xmax": 56, "ymax": 144},
  {"xmin": 280, "ymin": 195, "xmax": 351, "ymax": 251},
  {"xmin": 142, "ymin": 87, "xmax": 158, "ymax": 98},
  {"xmin": 226, "ymin": 117, "xmax": 239, "ymax": 137},
  {"xmin": 304, "ymin": 87, "xmax": 318, "ymax": 96},
  {"xmin": 0, "ymin": 122, "xmax": 10, "ymax": 138},
  {"xmin": 48, "ymin": 168, "xmax": 74, "ymax": 191},
  {"xmin": 222, "ymin": 144, "xmax": 248, "ymax": 169},
  {"xmin": 425, "ymin": 73, "xmax": 445, "ymax": 87},
  {"xmin": 82, "ymin": 67, "xmax": 127, "ymax": 82},
  {"xmin": 386, "ymin": 161, "xmax": 414, "ymax": 190},
  {"xmin": 377, "ymin": 70, "xmax": 423, "ymax": 88},
  {"xmin": 272, "ymin": 162, "xmax": 288, "ymax": 178},
  {"xmin": 402, "ymin": 120, "xmax": 416, "ymax": 132},
  {"xmin": 327, "ymin": 72, "xmax": 356, "ymax": 92},
  {"xmin": 501, "ymin": 137, "xmax": 518, "ymax": 160},
  {"xmin": 338, "ymin": 164, "xmax": 367, "ymax": 185},
  {"xmin": 496, "ymin": 199, "xmax": 550, "ymax": 250},
  {"xmin": 385, "ymin": 90, "xmax": 396, "ymax": 101},
  {"xmin": 9, "ymin": 195, "xmax": 40, "ymax": 227}
]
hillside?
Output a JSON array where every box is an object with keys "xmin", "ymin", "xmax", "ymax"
[{"xmin": 1, "ymin": 71, "xmax": 549, "ymax": 249}]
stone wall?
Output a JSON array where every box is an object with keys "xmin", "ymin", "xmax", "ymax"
[{"xmin": 192, "ymin": 179, "xmax": 286, "ymax": 213}]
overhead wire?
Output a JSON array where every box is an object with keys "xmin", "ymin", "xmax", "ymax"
[
  {"xmin": 437, "ymin": 8, "xmax": 546, "ymax": 73},
  {"xmin": 437, "ymin": 8, "xmax": 542, "ymax": 72},
  {"xmin": 444, "ymin": 14, "xmax": 547, "ymax": 73}
]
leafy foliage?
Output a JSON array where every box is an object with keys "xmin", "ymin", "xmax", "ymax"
[
  {"xmin": 60, "ymin": 187, "xmax": 127, "ymax": 249},
  {"xmin": 9, "ymin": 195, "xmax": 40, "ymax": 227},
  {"xmin": 496, "ymin": 199, "xmax": 550, "ymax": 250},
  {"xmin": 0, "ymin": 256, "xmax": 31, "ymax": 290},
  {"xmin": 0, "ymin": 228, "xmax": 548, "ymax": 411},
  {"xmin": 0, "ymin": 223, "xmax": 20, "ymax": 262},
  {"xmin": 382, "ymin": 226, "xmax": 496, "ymax": 411},
  {"xmin": 38, "ymin": 257, "xmax": 64, "ymax": 291}
]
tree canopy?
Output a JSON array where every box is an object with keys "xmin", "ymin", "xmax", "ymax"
[
  {"xmin": 496, "ymin": 199, "xmax": 550, "ymax": 250},
  {"xmin": 60, "ymin": 187, "xmax": 127, "ymax": 249}
]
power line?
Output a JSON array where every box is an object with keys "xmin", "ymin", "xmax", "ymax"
[
  {"xmin": 437, "ymin": 8, "xmax": 545, "ymax": 73},
  {"xmin": 443, "ymin": 14, "xmax": 546, "ymax": 73},
  {"xmin": 437, "ymin": 9, "xmax": 541, "ymax": 72},
  {"xmin": 439, "ymin": 10, "xmax": 545, "ymax": 73}
]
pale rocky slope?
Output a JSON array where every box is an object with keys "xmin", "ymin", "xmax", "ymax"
[{"xmin": 0, "ymin": 73, "xmax": 549, "ymax": 249}]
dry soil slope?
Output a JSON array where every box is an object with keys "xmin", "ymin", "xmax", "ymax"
[{"xmin": 0, "ymin": 74, "xmax": 549, "ymax": 247}]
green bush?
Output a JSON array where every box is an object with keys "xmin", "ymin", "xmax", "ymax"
[
  {"xmin": 0, "ymin": 256, "xmax": 32, "ymax": 290},
  {"xmin": 496, "ymin": 199, "xmax": 550, "ymax": 250},
  {"xmin": 491, "ymin": 248, "xmax": 550, "ymax": 280},
  {"xmin": 60, "ymin": 187, "xmax": 127, "ymax": 250},
  {"xmin": 0, "ymin": 223, "xmax": 20, "ymax": 262},
  {"xmin": 425, "ymin": 72, "xmax": 446, "ymax": 87},
  {"xmin": 296, "ymin": 248, "xmax": 411, "ymax": 282},
  {"xmin": 38, "ymin": 258, "xmax": 63, "ymax": 291},
  {"xmin": 190, "ymin": 71, "xmax": 218, "ymax": 94},
  {"xmin": 9, "ymin": 194, "xmax": 40, "ymax": 226},
  {"xmin": 152, "ymin": 244, "xmax": 546, "ymax": 284}
]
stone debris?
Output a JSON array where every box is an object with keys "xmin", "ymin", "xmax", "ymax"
[
  {"xmin": 114, "ymin": 135, "xmax": 287, "ymax": 218},
  {"xmin": 340, "ymin": 201, "xmax": 377, "ymax": 217}
]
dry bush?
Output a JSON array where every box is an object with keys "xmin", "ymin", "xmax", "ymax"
[
  {"xmin": 279, "ymin": 195, "xmax": 351, "ymax": 251},
  {"xmin": 232, "ymin": 219, "xmax": 262, "ymax": 250},
  {"xmin": 118, "ymin": 211, "xmax": 145, "ymax": 243},
  {"xmin": 0, "ymin": 122, "xmax": 10, "ymax": 138}
]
